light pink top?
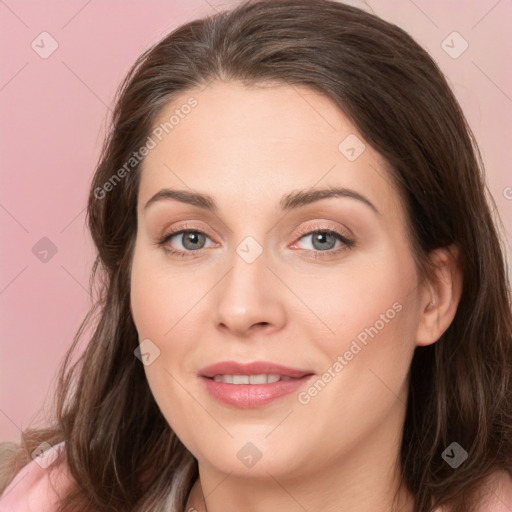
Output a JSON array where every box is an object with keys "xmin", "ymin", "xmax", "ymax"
[{"xmin": 0, "ymin": 441, "xmax": 72, "ymax": 511}]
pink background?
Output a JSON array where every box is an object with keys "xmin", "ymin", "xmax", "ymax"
[{"xmin": 1, "ymin": 0, "xmax": 511, "ymax": 442}]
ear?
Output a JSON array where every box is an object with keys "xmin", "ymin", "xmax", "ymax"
[{"xmin": 415, "ymin": 245, "xmax": 463, "ymax": 347}]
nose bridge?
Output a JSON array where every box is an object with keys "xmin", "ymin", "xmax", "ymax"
[
  {"xmin": 224, "ymin": 233, "xmax": 269, "ymax": 302},
  {"xmin": 212, "ymin": 231, "xmax": 285, "ymax": 333}
]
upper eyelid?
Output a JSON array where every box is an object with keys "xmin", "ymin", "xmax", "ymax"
[
  {"xmin": 161, "ymin": 223, "xmax": 352, "ymax": 245},
  {"xmin": 163, "ymin": 222, "xmax": 348, "ymax": 235}
]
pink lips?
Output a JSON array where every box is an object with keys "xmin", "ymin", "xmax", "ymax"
[{"xmin": 199, "ymin": 360, "xmax": 315, "ymax": 408}]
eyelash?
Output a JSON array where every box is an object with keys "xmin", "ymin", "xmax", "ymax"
[{"xmin": 155, "ymin": 222, "xmax": 355, "ymax": 260}]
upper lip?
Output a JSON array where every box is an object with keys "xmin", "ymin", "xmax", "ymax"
[{"xmin": 199, "ymin": 361, "xmax": 314, "ymax": 379}]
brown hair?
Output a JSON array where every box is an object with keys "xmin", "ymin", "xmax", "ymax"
[{"xmin": 1, "ymin": 1, "xmax": 511, "ymax": 511}]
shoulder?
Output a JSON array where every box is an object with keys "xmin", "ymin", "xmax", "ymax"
[
  {"xmin": 479, "ymin": 470, "xmax": 512, "ymax": 511},
  {"xmin": 434, "ymin": 470, "xmax": 512, "ymax": 512},
  {"xmin": 0, "ymin": 441, "xmax": 72, "ymax": 512}
]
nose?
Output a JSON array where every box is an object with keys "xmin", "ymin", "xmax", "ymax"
[{"xmin": 213, "ymin": 241, "xmax": 287, "ymax": 338}]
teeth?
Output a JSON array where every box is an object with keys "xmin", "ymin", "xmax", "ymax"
[{"xmin": 212, "ymin": 374, "xmax": 283, "ymax": 384}]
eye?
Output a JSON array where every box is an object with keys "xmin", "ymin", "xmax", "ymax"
[
  {"xmin": 291, "ymin": 225, "xmax": 355, "ymax": 258},
  {"xmin": 155, "ymin": 223, "xmax": 355, "ymax": 259},
  {"xmin": 155, "ymin": 224, "xmax": 216, "ymax": 258}
]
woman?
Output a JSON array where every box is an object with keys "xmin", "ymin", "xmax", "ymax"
[{"xmin": 1, "ymin": 0, "xmax": 511, "ymax": 511}]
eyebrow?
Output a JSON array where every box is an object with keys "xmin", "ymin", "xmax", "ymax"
[{"xmin": 143, "ymin": 186, "xmax": 380, "ymax": 215}]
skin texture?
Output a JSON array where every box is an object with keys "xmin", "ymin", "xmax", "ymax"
[{"xmin": 130, "ymin": 81, "xmax": 463, "ymax": 512}]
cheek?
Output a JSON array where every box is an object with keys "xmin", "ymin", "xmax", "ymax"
[
  {"xmin": 295, "ymin": 290, "xmax": 417, "ymax": 454},
  {"xmin": 130, "ymin": 247, "xmax": 205, "ymax": 452},
  {"xmin": 308, "ymin": 250, "xmax": 419, "ymax": 388},
  {"xmin": 304, "ymin": 256, "xmax": 416, "ymax": 347},
  {"xmin": 130, "ymin": 244, "xmax": 192, "ymax": 339},
  {"xmin": 303, "ymin": 257, "xmax": 418, "ymax": 422}
]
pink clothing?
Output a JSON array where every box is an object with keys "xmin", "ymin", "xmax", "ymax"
[{"xmin": 0, "ymin": 441, "xmax": 71, "ymax": 511}]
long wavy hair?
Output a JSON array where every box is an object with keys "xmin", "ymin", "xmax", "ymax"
[{"xmin": 1, "ymin": 1, "xmax": 511, "ymax": 511}]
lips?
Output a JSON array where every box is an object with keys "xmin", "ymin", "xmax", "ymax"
[
  {"xmin": 199, "ymin": 360, "xmax": 315, "ymax": 408},
  {"xmin": 199, "ymin": 360, "xmax": 313, "ymax": 380}
]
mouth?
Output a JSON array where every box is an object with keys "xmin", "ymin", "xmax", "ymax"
[
  {"xmin": 210, "ymin": 374, "xmax": 298, "ymax": 384},
  {"xmin": 199, "ymin": 361, "xmax": 315, "ymax": 408}
]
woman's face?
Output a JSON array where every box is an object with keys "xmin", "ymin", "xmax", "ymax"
[{"xmin": 130, "ymin": 81, "xmax": 426, "ymax": 482}]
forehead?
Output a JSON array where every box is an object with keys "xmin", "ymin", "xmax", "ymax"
[
  {"xmin": 147, "ymin": 80, "xmax": 355, "ymax": 162},
  {"xmin": 138, "ymin": 80, "xmax": 399, "ymax": 216}
]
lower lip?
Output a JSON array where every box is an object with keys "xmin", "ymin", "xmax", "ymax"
[{"xmin": 201, "ymin": 375, "xmax": 314, "ymax": 408}]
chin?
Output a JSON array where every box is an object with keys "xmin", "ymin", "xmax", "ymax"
[{"xmin": 194, "ymin": 438, "xmax": 311, "ymax": 480}]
